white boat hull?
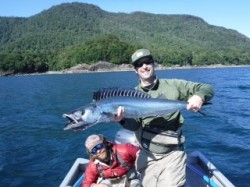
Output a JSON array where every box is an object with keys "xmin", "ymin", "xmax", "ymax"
[{"xmin": 60, "ymin": 129, "xmax": 235, "ymax": 187}]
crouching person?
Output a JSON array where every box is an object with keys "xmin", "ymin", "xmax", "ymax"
[{"xmin": 82, "ymin": 134, "xmax": 141, "ymax": 187}]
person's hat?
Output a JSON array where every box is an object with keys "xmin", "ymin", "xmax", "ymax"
[
  {"xmin": 85, "ymin": 134, "xmax": 104, "ymax": 151},
  {"xmin": 131, "ymin": 49, "xmax": 152, "ymax": 66}
]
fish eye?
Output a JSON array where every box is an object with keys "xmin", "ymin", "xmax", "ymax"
[{"xmin": 74, "ymin": 111, "xmax": 83, "ymax": 120}]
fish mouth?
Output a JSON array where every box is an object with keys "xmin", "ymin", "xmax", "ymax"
[
  {"xmin": 63, "ymin": 114, "xmax": 84, "ymax": 130},
  {"xmin": 62, "ymin": 114, "xmax": 95, "ymax": 131}
]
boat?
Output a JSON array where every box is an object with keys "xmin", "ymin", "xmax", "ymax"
[{"xmin": 60, "ymin": 129, "xmax": 235, "ymax": 187}]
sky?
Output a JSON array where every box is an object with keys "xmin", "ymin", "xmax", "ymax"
[{"xmin": 0, "ymin": 0, "xmax": 249, "ymax": 38}]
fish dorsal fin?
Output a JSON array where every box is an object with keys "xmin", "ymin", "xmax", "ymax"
[{"xmin": 93, "ymin": 88, "xmax": 151, "ymax": 101}]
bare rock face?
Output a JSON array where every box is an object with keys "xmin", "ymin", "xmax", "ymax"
[
  {"xmin": 68, "ymin": 61, "xmax": 134, "ymax": 72},
  {"xmin": 89, "ymin": 61, "xmax": 118, "ymax": 71},
  {"xmin": 67, "ymin": 61, "xmax": 168, "ymax": 73},
  {"xmin": 0, "ymin": 70, "xmax": 15, "ymax": 76},
  {"xmin": 69, "ymin": 64, "xmax": 91, "ymax": 71}
]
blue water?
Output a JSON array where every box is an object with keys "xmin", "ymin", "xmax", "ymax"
[{"xmin": 0, "ymin": 67, "xmax": 250, "ymax": 186}]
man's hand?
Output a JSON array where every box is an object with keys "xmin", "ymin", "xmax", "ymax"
[
  {"xmin": 113, "ymin": 106, "xmax": 125, "ymax": 122},
  {"xmin": 187, "ymin": 95, "xmax": 203, "ymax": 112}
]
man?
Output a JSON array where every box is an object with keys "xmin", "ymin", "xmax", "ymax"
[
  {"xmin": 82, "ymin": 134, "xmax": 141, "ymax": 187},
  {"xmin": 114, "ymin": 49, "xmax": 214, "ymax": 187}
]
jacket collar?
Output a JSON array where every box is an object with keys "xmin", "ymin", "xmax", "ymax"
[{"xmin": 138, "ymin": 77, "xmax": 159, "ymax": 92}]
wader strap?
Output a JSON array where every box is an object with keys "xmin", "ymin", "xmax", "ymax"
[
  {"xmin": 96, "ymin": 153, "xmax": 129, "ymax": 179},
  {"xmin": 117, "ymin": 153, "xmax": 130, "ymax": 171},
  {"xmin": 141, "ymin": 126, "xmax": 184, "ymax": 154},
  {"xmin": 117, "ymin": 154, "xmax": 139, "ymax": 181},
  {"xmin": 97, "ymin": 163, "xmax": 105, "ymax": 179}
]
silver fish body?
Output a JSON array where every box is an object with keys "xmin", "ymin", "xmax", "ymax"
[
  {"xmin": 96, "ymin": 96, "xmax": 186, "ymax": 118},
  {"xmin": 63, "ymin": 95, "xmax": 187, "ymax": 131}
]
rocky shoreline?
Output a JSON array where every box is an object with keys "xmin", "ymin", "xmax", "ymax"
[
  {"xmin": 1, "ymin": 61, "xmax": 249, "ymax": 76},
  {"xmin": 45, "ymin": 62, "xmax": 250, "ymax": 75}
]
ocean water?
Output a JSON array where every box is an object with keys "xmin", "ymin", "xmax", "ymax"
[{"xmin": 0, "ymin": 67, "xmax": 250, "ymax": 186}]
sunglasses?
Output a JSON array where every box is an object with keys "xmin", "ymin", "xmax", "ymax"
[
  {"xmin": 134, "ymin": 60, "xmax": 153, "ymax": 68},
  {"xmin": 90, "ymin": 143, "xmax": 105, "ymax": 155}
]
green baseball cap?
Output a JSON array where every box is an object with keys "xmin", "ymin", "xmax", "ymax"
[{"xmin": 131, "ymin": 49, "xmax": 152, "ymax": 66}]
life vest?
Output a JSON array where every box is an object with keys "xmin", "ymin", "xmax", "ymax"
[{"xmin": 97, "ymin": 152, "xmax": 130, "ymax": 180}]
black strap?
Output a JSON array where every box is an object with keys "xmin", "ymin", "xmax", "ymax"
[
  {"xmin": 116, "ymin": 153, "xmax": 130, "ymax": 171},
  {"xmin": 96, "ymin": 152, "xmax": 129, "ymax": 179},
  {"xmin": 96, "ymin": 163, "xmax": 105, "ymax": 179}
]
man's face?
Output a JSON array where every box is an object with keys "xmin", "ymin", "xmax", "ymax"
[
  {"xmin": 95, "ymin": 147, "xmax": 108, "ymax": 161},
  {"xmin": 135, "ymin": 60, "xmax": 155, "ymax": 81},
  {"xmin": 90, "ymin": 143, "xmax": 109, "ymax": 161}
]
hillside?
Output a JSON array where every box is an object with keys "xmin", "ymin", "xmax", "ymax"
[{"xmin": 0, "ymin": 2, "xmax": 250, "ymax": 74}]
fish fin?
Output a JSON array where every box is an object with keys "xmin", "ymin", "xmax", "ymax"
[
  {"xmin": 197, "ymin": 102, "xmax": 212, "ymax": 115},
  {"xmin": 202, "ymin": 102, "xmax": 212, "ymax": 106},
  {"xmin": 186, "ymin": 101, "xmax": 211, "ymax": 116},
  {"xmin": 197, "ymin": 110, "xmax": 206, "ymax": 116},
  {"xmin": 93, "ymin": 88, "xmax": 151, "ymax": 101}
]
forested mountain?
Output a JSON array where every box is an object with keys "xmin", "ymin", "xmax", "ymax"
[{"xmin": 1, "ymin": 2, "xmax": 250, "ymax": 74}]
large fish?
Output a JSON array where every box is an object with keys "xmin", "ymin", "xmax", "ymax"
[{"xmin": 63, "ymin": 88, "xmax": 189, "ymax": 131}]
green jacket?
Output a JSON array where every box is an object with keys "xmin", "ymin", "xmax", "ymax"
[
  {"xmin": 122, "ymin": 78, "xmax": 214, "ymax": 130},
  {"xmin": 121, "ymin": 78, "xmax": 214, "ymax": 153}
]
